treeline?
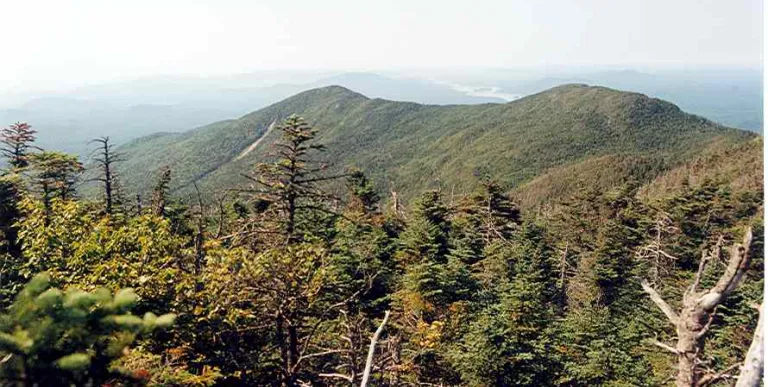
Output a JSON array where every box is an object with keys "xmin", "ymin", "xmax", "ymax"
[{"xmin": 0, "ymin": 117, "xmax": 762, "ymax": 386}]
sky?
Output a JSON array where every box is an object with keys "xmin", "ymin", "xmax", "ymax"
[{"xmin": 0, "ymin": 0, "xmax": 763, "ymax": 93}]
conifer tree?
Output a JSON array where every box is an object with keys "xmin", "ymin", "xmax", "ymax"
[
  {"xmin": 27, "ymin": 151, "xmax": 83, "ymax": 222},
  {"xmin": 0, "ymin": 175, "xmax": 23, "ymax": 307},
  {"xmin": 151, "ymin": 167, "xmax": 172, "ymax": 217},
  {"xmin": 397, "ymin": 190, "xmax": 451, "ymax": 265},
  {"xmin": 345, "ymin": 167, "xmax": 380, "ymax": 215},
  {"xmin": 0, "ymin": 122, "xmax": 37, "ymax": 170},
  {"xmin": 244, "ymin": 114, "xmax": 345, "ymax": 244},
  {"xmin": 0, "ymin": 273, "xmax": 175, "ymax": 386}
]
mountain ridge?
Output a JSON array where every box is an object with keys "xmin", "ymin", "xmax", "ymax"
[{"xmin": 105, "ymin": 84, "xmax": 755, "ymax": 204}]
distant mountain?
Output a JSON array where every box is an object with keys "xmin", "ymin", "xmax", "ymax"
[
  {"xmin": 0, "ymin": 72, "xmax": 501, "ymax": 156},
  {"xmin": 492, "ymin": 69, "xmax": 763, "ymax": 132},
  {"xmin": 105, "ymin": 84, "xmax": 755, "ymax": 204},
  {"xmin": 0, "ymin": 99, "xmax": 238, "ymax": 155}
]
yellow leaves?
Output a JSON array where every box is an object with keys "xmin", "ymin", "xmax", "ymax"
[
  {"xmin": 192, "ymin": 306, "xmax": 205, "ymax": 317},
  {"xmin": 396, "ymin": 289, "xmax": 435, "ymax": 316},
  {"xmin": 414, "ymin": 319, "xmax": 445, "ymax": 349}
]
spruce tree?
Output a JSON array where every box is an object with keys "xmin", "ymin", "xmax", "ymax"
[
  {"xmin": 0, "ymin": 122, "xmax": 37, "ymax": 170},
  {"xmin": 244, "ymin": 114, "xmax": 344, "ymax": 244},
  {"xmin": 27, "ymin": 151, "xmax": 83, "ymax": 223},
  {"xmin": 0, "ymin": 273, "xmax": 175, "ymax": 386}
]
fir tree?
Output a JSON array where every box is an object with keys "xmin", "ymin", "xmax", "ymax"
[
  {"xmin": 0, "ymin": 122, "xmax": 37, "ymax": 170},
  {"xmin": 0, "ymin": 273, "xmax": 175, "ymax": 386},
  {"xmin": 27, "ymin": 151, "xmax": 83, "ymax": 223},
  {"xmin": 244, "ymin": 114, "xmax": 345, "ymax": 244}
]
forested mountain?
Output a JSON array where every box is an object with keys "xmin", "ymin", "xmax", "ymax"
[
  {"xmin": 438, "ymin": 68, "xmax": 763, "ymax": 132},
  {"xmin": 0, "ymin": 83, "xmax": 762, "ymax": 386},
  {"xmin": 109, "ymin": 84, "xmax": 754, "ymax": 205}
]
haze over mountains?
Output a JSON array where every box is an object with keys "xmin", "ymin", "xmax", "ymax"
[
  {"xmin": 0, "ymin": 72, "xmax": 503, "ymax": 155},
  {"xmin": 103, "ymin": 83, "xmax": 755, "ymax": 207},
  {"xmin": 0, "ymin": 1, "xmax": 762, "ymax": 384},
  {"xmin": 0, "ymin": 68, "xmax": 761, "ymax": 158}
]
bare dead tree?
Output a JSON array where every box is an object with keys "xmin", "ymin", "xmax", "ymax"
[
  {"xmin": 360, "ymin": 311, "xmax": 390, "ymax": 387},
  {"xmin": 192, "ymin": 182, "xmax": 205, "ymax": 279},
  {"xmin": 735, "ymin": 301, "xmax": 763, "ymax": 387},
  {"xmin": 636, "ymin": 211, "xmax": 679, "ymax": 282},
  {"xmin": 212, "ymin": 190, "xmax": 232, "ymax": 239},
  {"xmin": 641, "ymin": 227, "xmax": 753, "ymax": 387},
  {"xmin": 89, "ymin": 137, "xmax": 123, "ymax": 215},
  {"xmin": 151, "ymin": 167, "xmax": 172, "ymax": 217},
  {"xmin": 135, "ymin": 194, "xmax": 143, "ymax": 215}
]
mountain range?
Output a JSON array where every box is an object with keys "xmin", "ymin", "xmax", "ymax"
[
  {"xmin": 2, "ymin": 68, "xmax": 761, "ymax": 159},
  {"xmin": 101, "ymin": 84, "xmax": 757, "ymax": 207},
  {"xmin": 0, "ymin": 73, "xmax": 502, "ymax": 156}
]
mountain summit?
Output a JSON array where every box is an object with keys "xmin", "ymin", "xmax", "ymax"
[{"xmin": 111, "ymin": 84, "xmax": 754, "ymax": 203}]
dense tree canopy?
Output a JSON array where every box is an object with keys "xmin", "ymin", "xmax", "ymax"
[{"xmin": 0, "ymin": 117, "xmax": 761, "ymax": 386}]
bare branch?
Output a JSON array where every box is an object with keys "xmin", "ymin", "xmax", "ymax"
[
  {"xmin": 699, "ymin": 227, "xmax": 752, "ymax": 310},
  {"xmin": 696, "ymin": 308, "xmax": 717, "ymax": 339},
  {"xmin": 318, "ymin": 373, "xmax": 354, "ymax": 382},
  {"xmin": 651, "ymin": 339, "xmax": 680, "ymax": 354},
  {"xmin": 361, "ymin": 311, "xmax": 390, "ymax": 387},
  {"xmin": 697, "ymin": 363, "xmax": 741, "ymax": 387},
  {"xmin": 641, "ymin": 279, "xmax": 679, "ymax": 325}
]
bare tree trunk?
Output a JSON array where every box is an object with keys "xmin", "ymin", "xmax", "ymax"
[
  {"xmin": 89, "ymin": 137, "xmax": 122, "ymax": 215},
  {"xmin": 276, "ymin": 313, "xmax": 291, "ymax": 387},
  {"xmin": 735, "ymin": 301, "xmax": 763, "ymax": 387},
  {"xmin": 288, "ymin": 324, "xmax": 299, "ymax": 381},
  {"xmin": 361, "ymin": 311, "xmax": 390, "ymax": 387},
  {"xmin": 642, "ymin": 227, "xmax": 753, "ymax": 387},
  {"xmin": 391, "ymin": 190, "xmax": 399, "ymax": 215}
]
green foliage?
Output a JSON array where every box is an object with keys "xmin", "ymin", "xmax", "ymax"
[
  {"xmin": 28, "ymin": 151, "xmax": 83, "ymax": 203},
  {"xmin": 446, "ymin": 229, "xmax": 556, "ymax": 386},
  {"xmin": 0, "ymin": 174, "xmax": 23, "ymax": 307},
  {"xmin": 107, "ymin": 85, "xmax": 753, "ymax": 205},
  {"xmin": 0, "ymin": 93, "xmax": 760, "ymax": 385},
  {"xmin": 1, "ymin": 122, "xmax": 37, "ymax": 170},
  {"xmin": 0, "ymin": 273, "xmax": 175, "ymax": 386}
]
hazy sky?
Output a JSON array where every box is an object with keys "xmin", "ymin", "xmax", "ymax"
[{"xmin": 0, "ymin": 0, "xmax": 762, "ymax": 92}]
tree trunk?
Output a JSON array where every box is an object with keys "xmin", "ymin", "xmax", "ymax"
[
  {"xmin": 642, "ymin": 228, "xmax": 753, "ymax": 387},
  {"xmin": 360, "ymin": 311, "xmax": 390, "ymax": 387},
  {"xmin": 288, "ymin": 324, "xmax": 299, "ymax": 381},
  {"xmin": 276, "ymin": 314, "xmax": 292, "ymax": 387},
  {"xmin": 735, "ymin": 301, "xmax": 764, "ymax": 387},
  {"xmin": 675, "ymin": 307, "xmax": 709, "ymax": 386}
]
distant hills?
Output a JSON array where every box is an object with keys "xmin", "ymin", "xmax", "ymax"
[
  {"xmin": 486, "ymin": 68, "xmax": 763, "ymax": 132},
  {"xmin": 2, "ymin": 69, "xmax": 761, "ymax": 159},
  {"xmin": 105, "ymin": 84, "xmax": 755, "ymax": 205},
  {"xmin": 0, "ymin": 73, "xmax": 502, "ymax": 156}
]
